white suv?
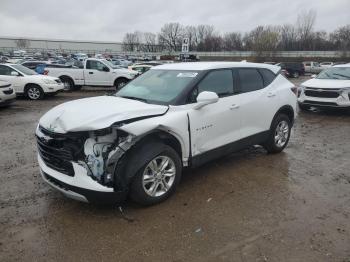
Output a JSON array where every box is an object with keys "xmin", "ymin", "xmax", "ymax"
[{"xmin": 36, "ymin": 62, "xmax": 297, "ymax": 205}]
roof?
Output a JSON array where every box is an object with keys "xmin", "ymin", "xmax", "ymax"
[
  {"xmin": 334, "ymin": 63, "xmax": 350, "ymax": 68},
  {"xmin": 152, "ymin": 62, "xmax": 281, "ymax": 74}
]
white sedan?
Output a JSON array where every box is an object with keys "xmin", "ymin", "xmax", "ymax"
[{"xmin": 0, "ymin": 64, "xmax": 64, "ymax": 100}]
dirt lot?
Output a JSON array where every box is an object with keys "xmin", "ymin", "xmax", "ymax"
[{"xmin": 0, "ymin": 77, "xmax": 350, "ymax": 262}]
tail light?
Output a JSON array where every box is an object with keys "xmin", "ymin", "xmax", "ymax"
[{"xmin": 291, "ymin": 86, "xmax": 298, "ymax": 96}]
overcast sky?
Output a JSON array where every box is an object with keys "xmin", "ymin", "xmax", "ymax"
[{"xmin": 0, "ymin": 0, "xmax": 349, "ymax": 42}]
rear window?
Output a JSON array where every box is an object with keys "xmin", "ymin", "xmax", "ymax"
[
  {"xmin": 259, "ymin": 69, "xmax": 276, "ymax": 86},
  {"xmin": 238, "ymin": 68, "xmax": 264, "ymax": 93}
]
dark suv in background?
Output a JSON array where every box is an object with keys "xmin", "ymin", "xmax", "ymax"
[{"xmin": 276, "ymin": 62, "xmax": 305, "ymax": 78}]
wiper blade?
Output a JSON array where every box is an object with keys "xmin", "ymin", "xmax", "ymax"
[{"xmin": 119, "ymin": 95, "xmax": 148, "ymax": 103}]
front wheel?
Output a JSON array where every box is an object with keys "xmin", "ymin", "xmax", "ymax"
[
  {"xmin": 26, "ymin": 85, "xmax": 44, "ymax": 100},
  {"xmin": 263, "ymin": 114, "xmax": 291, "ymax": 154},
  {"xmin": 129, "ymin": 145, "xmax": 182, "ymax": 206},
  {"xmin": 114, "ymin": 78, "xmax": 129, "ymax": 91}
]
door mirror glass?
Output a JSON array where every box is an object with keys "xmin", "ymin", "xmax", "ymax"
[
  {"xmin": 11, "ymin": 71, "xmax": 19, "ymax": 76},
  {"xmin": 194, "ymin": 91, "xmax": 219, "ymax": 110}
]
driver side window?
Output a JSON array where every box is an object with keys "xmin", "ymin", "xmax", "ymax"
[
  {"xmin": 189, "ymin": 69, "xmax": 234, "ymax": 103},
  {"xmin": 86, "ymin": 60, "xmax": 106, "ymax": 71},
  {"xmin": 0, "ymin": 65, "xmax": 12, "ymax": 75}
]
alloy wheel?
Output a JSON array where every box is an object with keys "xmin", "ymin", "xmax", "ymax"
[
  {"xmin": 27, "ymin": 87, "xmax": 41, "ymax": 100},
  {"xmin": 142, "ymin": 156, "xmax": 176, "ymax": 197},
  {"xmin": 274, "ymin": 120, "xmax": 289, "ymax": 147}
]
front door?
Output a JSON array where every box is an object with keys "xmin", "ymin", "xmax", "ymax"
[
  {"xmin": 84, "ymin": 60, "xmax": 111, "ymax": 86},
  {"xmin": 187, "ymin": 69, "xmax": 242, "ymax": 158}
]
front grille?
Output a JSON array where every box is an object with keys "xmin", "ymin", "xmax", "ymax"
[
  {"xmin": 304, "ymin": 100, "xmax": 338, "ymax": 106},
  {"xmin": 3, "ymin": 89, "xmax": 14, "ymax": 95},
  {"xmin": 304, "ymin": 88, "xmax": 340, "ymax": 98},
  {"xmin": 36, "ymin": 127, "xmax": 86, "ymax": 176}
]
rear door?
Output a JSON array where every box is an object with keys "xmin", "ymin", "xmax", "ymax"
[
  {"xmin": 187, "ymin": 69, "xmax": 243, "ymax": 157},
  {"xmin": 84, "ymin": 60, "xmax": 111, "ymax": 86},
  {"xmin": 234, "ymin": 68, "xmax": 278, "ymax": 137}
]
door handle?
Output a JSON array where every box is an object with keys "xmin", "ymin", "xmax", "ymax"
[
  {"xmin": 230, "ymin": 104, "xmax": 240, "ymax": 110},
  {"xmin": 267, "ymin": 92, "xmax": 276, "ymax": 98},
  {"xmin": 89, "ymin": 72, "xmax": 94, "ymax": 74}
]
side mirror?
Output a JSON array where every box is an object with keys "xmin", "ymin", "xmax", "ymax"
[
  {"xmin": 311, "ymin": 74, "xmax": 317, "ymax": 78},
  {"xmin": 102, "ymin": 66, "xmax": 109, "ymax": 72},
  {"xmin": 194, "ymin": 91, "xmax": 219, "ymax": 110},
  {"xmin": 11, "ymin": 71, "xmax": 19, "ymax": 76}
]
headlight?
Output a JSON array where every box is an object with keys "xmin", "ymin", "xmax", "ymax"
[{"xmin": 42, "ymin": 79, "xmax": 56, "ymax": 84}]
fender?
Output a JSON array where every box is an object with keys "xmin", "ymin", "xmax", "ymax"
[{"xmin": 270, "ymin": 105, "xmax": 295, "ymax": 128}]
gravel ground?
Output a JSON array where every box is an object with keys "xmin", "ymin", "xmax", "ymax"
[{"xmin": 0, "ymin": 77, "xmax": 349, "ymax": 262}]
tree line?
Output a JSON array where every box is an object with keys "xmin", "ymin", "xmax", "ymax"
[{"xmin": 122, "ymin": 10, "xmax": 350, "ymax": 53}]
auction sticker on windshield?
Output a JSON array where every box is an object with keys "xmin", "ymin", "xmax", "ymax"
[{"xmin": 177, "ymin": 72, "xmax": 198, "ymax": 78}]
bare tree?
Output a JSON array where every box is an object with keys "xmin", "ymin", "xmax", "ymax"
[
  {"xmin": 223, "ymin": 32, "xmax": 243, "ymax": 51},
  {"xmin": 278, "ymin": 24, "xmax": 298, "ymax": 51},
  {"xmin": 158, "ymin": 23, "xmax": 184, "ymax": 52},
  {"xmin": 244, "ymin": 26, "xmax": 280, "ymax": 56},
  {"xmin": 330, "ymin": 25, "xmax": 350, "ymax": 52},
  {"xmin": 142, "ymin": 32, "xmax": 158, "ymax": 52},
  {"xmin": 15, "ymin": 39, "xmax": 30, "ymax": 49},
  {"xmin": 184, "ymin": 26, "xmax": 197, "ymax": 51},
  {"xmin": 122, "ymin": 32, "xmax": 142, "ymax": 52},
  {"xmin": 296, "ymin": 9, "xmax": 317, "ymax": 50}
]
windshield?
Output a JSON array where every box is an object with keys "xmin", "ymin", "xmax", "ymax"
[
  {"xmin": 11, "ymin": 64, "xmax": 37, "ymax": 75},
  {"xmin": 116, "ymin": 69, "xmax": 199, "ymax": 104},
  {"xmin": 317, "ymin": 67, "xmax": 350, "ymax": 80}
]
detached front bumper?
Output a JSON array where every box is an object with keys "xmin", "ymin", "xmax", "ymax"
[{"xmin": 38, "ymin": 154, "xmax": 127, "ymax": 204}]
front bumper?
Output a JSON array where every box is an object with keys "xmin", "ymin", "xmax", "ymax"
[
  {"xmin": 298, "ymin": 91, "xmax": 350, "ymax": 108},
  {"xmin": 38, "ymin": 154, "xmax": 127, "ymax": 205},
  {"xmin": 42, "ymin": 83, "xmax": 64, "ymax": 93}
]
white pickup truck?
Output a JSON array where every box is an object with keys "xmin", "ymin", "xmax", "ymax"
[{"xmin": 45, "ymin": 58, "xmax": 139, "ymax": 90}]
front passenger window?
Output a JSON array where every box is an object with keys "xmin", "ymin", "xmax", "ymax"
[{"xmin": 197, "ymin": 69, "xmax": 233, "ymax": 97}]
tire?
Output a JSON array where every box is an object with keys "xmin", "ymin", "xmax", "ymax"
[
  {"xmin": 60, "ymin": 76, "xmax": 75, "ymax": 91},
  {"xmin": 263, "ymin": 114, "xmax": 291, "ymax": 154},
  {"xmin": 292, "ymin": 71, "xmax": 299, "ymax": 78},
  {"xmin": 298, "ymin": 103, "xmax": 310, "ymax": 111},
  {"xmin": 25, "ymin": 84, "xmax": 44, "ymax": 100},
  {"xmin": 129, "ymin": 144, "xmax": 182, "ymax": 206},
  {"xmin": 114, "ymin": 78, "xmax": 129, "ymax": 91}
]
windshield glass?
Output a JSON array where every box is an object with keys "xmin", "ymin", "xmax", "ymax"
[
  {"xmin": 116, "ymin": 70, "xmax": 199, "ymax": 104},
  {"xmin": 317, "ymin": 67, "xmax": 350, "ymax": 80},
  {"xmin": 11, "ymin": 64, "xmax": 37, "ymax": 75}
]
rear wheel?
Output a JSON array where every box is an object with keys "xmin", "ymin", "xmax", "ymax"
[
  {"xmin": 129, "ymin": 144, "xmax": 182, "ymax": 206},
  {"xmin": 60, "ymin": 76, "xmax": 75, "ymax": 91},
  {"xmin": 25, "ymin": 84, "xmax": 44, "ymax": 100},
  {"xmin": 292, "ymin": 71, "xmax": 299, "ymax": 78},
  {"xmin": 263, "ymin": 114, "xmax": 291, "ymax": 154}
]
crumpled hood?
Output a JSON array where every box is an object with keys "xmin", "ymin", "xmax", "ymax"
[
  {"xmin": 39, "ymin": 96, "xmax": 168, "ymax": 133},
  {"xmin": 302, "ymin": 78, "xmax": 350, "ymax": 89}
]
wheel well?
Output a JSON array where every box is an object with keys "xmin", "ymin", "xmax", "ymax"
[
  {"xmin": 137, "ymin": 130, "xmax": 182, "ymax": 159},
  {"xmin": 275, "ymin": 105, "xmax": 294, "ymax": 124},
  {"xmin": 24, "ymin": 83, "xmax": 42, "ymax": 92},
  {"xmin": 59, "ymin": 75, "xmax": 74, "ymax": 83},
  {"xmin": 114, "ymin": 77, "xmax": 129, "ymax": 86}
]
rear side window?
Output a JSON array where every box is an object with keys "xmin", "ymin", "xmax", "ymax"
[
  {"xmin": 238, "ymin": 68, "xmax": 264, "ymax": 93},
  {"xmin": 259, "ymin": 69, "xmax": 276, "ymax": 86},
  {"xmin": 197, "ymin": 69, "xmax": 234, "ymax": 97}
]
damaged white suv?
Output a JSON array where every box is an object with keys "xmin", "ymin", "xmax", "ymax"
[{"xmin": 36, "ymin": 62, "xmax": 297, "ymax": 205}]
